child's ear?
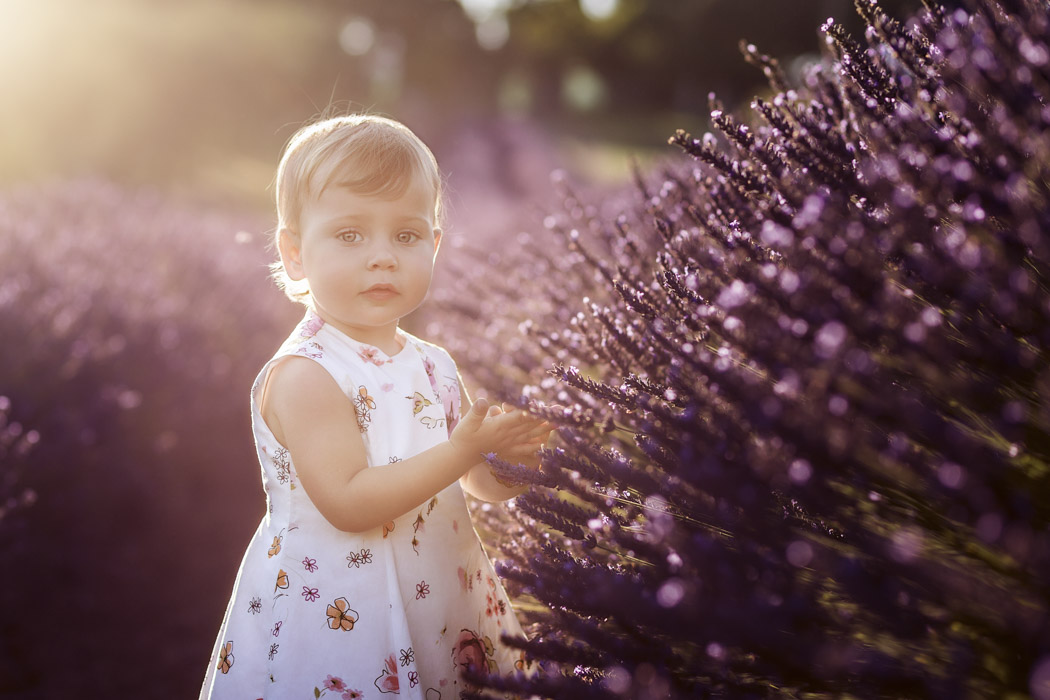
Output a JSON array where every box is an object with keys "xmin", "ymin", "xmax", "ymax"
[
  {"xmin": 278, "ymin": 227, "xmax": 306, "ymax": 281},
  {"xmin": 432, "ymin": 228, "xmax": 443, "ymax": 259}
]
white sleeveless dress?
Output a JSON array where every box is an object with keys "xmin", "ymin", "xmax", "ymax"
[{"xmin": 199, "ymin": 310, "xmax": 529, "ymax": 700}]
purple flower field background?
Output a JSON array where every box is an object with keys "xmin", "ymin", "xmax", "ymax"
[{"xmin": 3, "ymin": 0, "xmax": 1050, "ymax": 699}]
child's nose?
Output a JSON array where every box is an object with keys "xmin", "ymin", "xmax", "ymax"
[{"xmin": 367, "ymin": 243, "xmax": 397, "ymax": 270}]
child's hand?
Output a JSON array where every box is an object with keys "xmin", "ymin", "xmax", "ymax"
[
  {"xmin": 484, "ymin": 402, "xmax": 552, "ymax": 472},
  {"xmin": 449, "ymin": 398, "xmax": 550, "ymax": 461}
]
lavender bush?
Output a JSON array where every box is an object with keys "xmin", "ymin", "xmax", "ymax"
[
  {"xmin": 435, "ymin": 0, "xmax": 1050, "ymax": 697},
  {"xmin": 0, "ymin": 180, "xmax": 296, "ymax": 697}
]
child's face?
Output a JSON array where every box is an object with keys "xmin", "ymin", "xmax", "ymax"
[{"xmin": 281, "ymin": 175, "xmax": 441, "ymax": 347}]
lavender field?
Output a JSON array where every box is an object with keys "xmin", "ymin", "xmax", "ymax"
[
  {"xmin": 3, "ymin": 0, "xmax": 1050, "ymax": 699},
  {"xmin": 0, "ymin": 181, "xmax": 300, "ymax": 697}
]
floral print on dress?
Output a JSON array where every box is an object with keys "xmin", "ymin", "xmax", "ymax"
[
  {"xmin": 271, "ymin": 447, "xmax": 292, "ymax": 486},
  {"xmin": 407, "ymin": 391, "xmax": 433, "ymax": 415},
  {"xmin": 358, "ymin": 345, "xmax": 391, "ymax": 366},
  {"xmin": 416, "ymin": 348, "xmax": 458, "ymax": 436},
  {"xmin": 419, "ymin": 414, "xmax": 446, "ymax": 431},
  {"xmin": 201, "ymin": 318, "xmax": 530, "ymax": 698},
  {"xmin": 514, "ymin": 650, "xmax": 532, "ymax": 673},
  {"xmin": 346, "ymin": 548, "xmax": 373, "ymax": 568},
  {"xmin": 438, "ymin": 380, "xmax": 461, "ymax": 431},
  {"xmin": 297, "ymin": 340, "xmax": 325, "ymax": 360},
  {"xmin": 451, "ymin": 629, "xmax": 498, "ymax": 676},
  {"xmin": 353, "ymin": 386, "xmax": 376, "ymax": 432},
  {"xmin": 374, "ymin": 654, "xmax": 400, "ymax": 694},
  {"xmin": 314, "ymin": 675, "xmax": 364, "ymax": 699},
  {"xmin": 325, "ymin": 597, "xmax": 359, "ymax": 631},
  {"xmin": 486, "ymin": 583, "xmax": 509, "ymax": 625},
  {"xmin": 217, "ymin": 641, "xmax": 234, "ymax": 674},
  {"xmin": 301, "ymin": 314, "xmax": 325, "ymax": 338}
]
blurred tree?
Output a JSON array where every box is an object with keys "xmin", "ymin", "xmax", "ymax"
[
  {"xmin": 0, "ymin": 0, "xmax": 936, "ymax": 198},
  {"xmin": 488, "ymin": 0, "xmax": 929, "ymax": 139}
]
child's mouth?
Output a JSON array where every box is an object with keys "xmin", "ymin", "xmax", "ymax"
[{"xmin": 362, "ymin": 284, "xmax": 398, "ymax": 300}]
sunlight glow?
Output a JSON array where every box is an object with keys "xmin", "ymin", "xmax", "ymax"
[
  {"xmin": 562, "ymin": 65, "xmax": 606, "ymax": 112},
  {"xmin": 339, "ymin": 17, "xmax": 376, "ymax": 56},
  {"xmin": 457, "ymin": 0, "xmax": 513, "ymax": 22},
  {"xmin": 580, "ymin": 0, "xmax": 619, "ymax": 22},
  {"xmin": 475, "ymin": 15, "xmax": 509, "ymax": 51}
]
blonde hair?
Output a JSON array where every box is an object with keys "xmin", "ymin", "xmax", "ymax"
[{"xmin": 272, "ymin": 114, "xmax": 443, "ymax": 302}]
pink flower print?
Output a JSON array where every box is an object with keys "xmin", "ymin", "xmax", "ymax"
[
  {"xmin": 268, "ymin": 643, "xmax": 279, "ymax": 660},
  {"xmin": 342, "ymin": 690, "xmax": 363, "ymax": 700},
  {"xmin": 487, "ymin": 575, "xmax": 496, "ymax": 590},
  {"xmin": 358, "ymin": 346, "xmax": 389, "ymax": 366},
  {"xmin": 324, "ymin": 675, "xmax": 348, "ymax": 692},
  {"xmin": 301, "ymin": 315, "xmax": 325, "ymax": 338},
  {"xmin": 374, "ymin": 654, "xmax": 400, "ymax": 694},
  {"xmin": 438, "ymin": 381, "xmax": 460, "ymax": 428},
  {"xmin": 302, "ymin": 586, "xmax": 320, "ymax": 602},
  {"xmin": 498, "ymin": 599, "xmax": 507, "ymax": 615},
  {"xmin": 451, "ymin": 629, "xmax": 494, "ymax": 676},
  {"xmin": 408, "ymin": 670, "xmax": 420, "ymax": 688},
  {"xmin": 422, "ymin": 355, "xmax": 436, "ymax": 378},
  {"xmin": 302, "ymin": 556, "xmax": 318, "ymax": 573},
  {"xmin": 399, "ymin": 647, "xmax": 415, "ymax": 666},
  {"xmin": 360, "ymin": 548, "xmax": 373, "ymax": 564},
  {"xmin": 416, "ymin": 580, "xmax": 430, "ymax": 599},
  {"xmin": 272, "ymin": 621, "xmax": 282, "ymax": 637},
  {"xmin": 247, "ymin": 596, "xmax": 262, "ymax": 614},
  {"xmin": 457, "ymin": 567, "xmax": 469, "ymax": 592},
  {"xmin": 381, "ymin": 382, "xmax": 395, "ymax": 392}
]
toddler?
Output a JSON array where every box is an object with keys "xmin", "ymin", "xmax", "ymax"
[{"xmin": 199, "ymin": 114, "xmax": 548, "ymax": 699}]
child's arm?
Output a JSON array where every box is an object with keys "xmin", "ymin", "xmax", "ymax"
[
  {"xmin": 261, "ymin": 356, "xmax": 548, "ymax": 533},
  {"xmin": 457, "ymin": 377, "xmax": 551, "ymax": 502}
]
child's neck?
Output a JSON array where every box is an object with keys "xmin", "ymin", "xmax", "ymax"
[
  {"xmin": 320, "ymin": 312, "xmax": 404, "ymax": 356},
  {"xmin": 367, "ymin": 331, "xmax": 405, "ymax": 356}
]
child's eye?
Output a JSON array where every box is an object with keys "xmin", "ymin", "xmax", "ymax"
[
  {"xmin": 396, "ymin": 230, "xmax": 421, "ymax": 244},
  {"xmin": 338, "ymin": 229, "xmax": 362, "ymax": 242}
]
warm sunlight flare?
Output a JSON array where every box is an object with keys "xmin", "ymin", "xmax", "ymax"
[{"xmin": 9, "ymin": 1, "xmax": 1046, "ymax": 699}]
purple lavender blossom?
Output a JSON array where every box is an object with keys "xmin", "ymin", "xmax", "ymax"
[{"xmin": 438, "ymin": 1, "xmax": 1050, "ymax": 698}]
